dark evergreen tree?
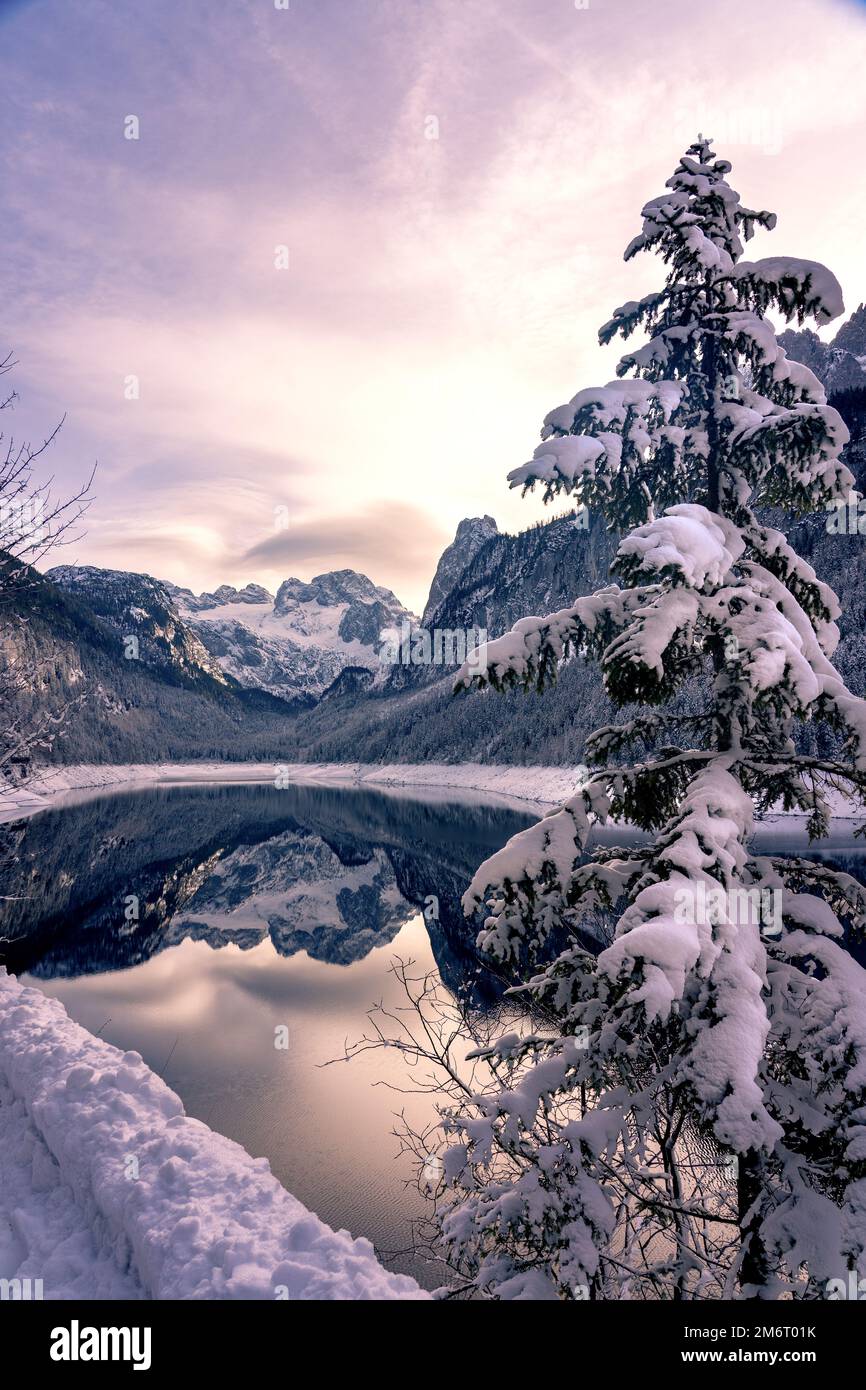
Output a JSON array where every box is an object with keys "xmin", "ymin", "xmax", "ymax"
[{"xmin": 441, "ymin": 139, "xmax": 866, "ymax": 1298}]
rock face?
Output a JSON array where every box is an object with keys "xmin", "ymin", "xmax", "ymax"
[
  {"xmin": 425, "ymin": 511, "xmax": 613, "ymax": 645},
  {"xmin": 383, "ymin": 508, "xmax": 615, "ymax": 697},
  {"xmin": 166, "ymin": 569, "xmax": 416, "ymax": 701},
  {"xmin": 319, "ymin": 665, "xmax": 376, "ymax": 701},
  {"xmin": 779, "ymin": 303, "xmax": 866, "ymax": 397},
  {"xmin": 834, "ymin": 303, "xmax": 866, "ymax": 359},
  {"xmin": 422, "ymin": 516, "xmax": 499, "ymax": 625},
  {"xmin": 47, "ymin": 565, "xmax": 229, "ymax": 687}
]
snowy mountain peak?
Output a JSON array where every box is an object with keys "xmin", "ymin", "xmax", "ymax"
[
  {"xmin": 166, "ymin": 581, "xmax": 274, "ymax": 613},
  {"xmin": 46, "ymin": 563, "xmax": 418, "ymax": 703},
  {"xmin": 422, "ymin": 515, "xmax": 498, "ymax": 625},
  {"xmin": 47, "ymin": 564, "xmax": 230, "ymax": 687},
  {"xmin": 167, "ymin": 567, "xmax": 415, "ymax": 700},
  {"xmin": 273, "ymin": 569, "xmax": 398, "ymax": 613}
]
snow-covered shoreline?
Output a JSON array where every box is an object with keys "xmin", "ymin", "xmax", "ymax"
[
  {"xmin": 0, "ymin": 970, "xmax": 426, "ymax": 1301},
  {"xmin": 0, "ymin": 759, "xmax": 585, "ymax": 823},
  {"xmin": 2, "ymin": 758, "xmax": 862, "ymax": 826}
]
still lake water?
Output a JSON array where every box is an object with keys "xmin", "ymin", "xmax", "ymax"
[
  {"xmin": 3, "ymin": 779, "xmax": 866, "ymax": 1290},
  {"xmin": 0, "ymin": 781, "xmax": 541, "ymax": 1289}
]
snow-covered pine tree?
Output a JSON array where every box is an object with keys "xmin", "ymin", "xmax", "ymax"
[{"xmin": 446, "ymin": 138, "xmax": 866, "ymax": 1299}]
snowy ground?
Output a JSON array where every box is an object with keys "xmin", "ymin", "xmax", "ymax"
[
  {"xmin": 1, "ymin": 758, "xmax": 861, "ymax": 826},
  {"xmin": 0, "ymin": 971, "xmax": 426, "ymax": 1300}
]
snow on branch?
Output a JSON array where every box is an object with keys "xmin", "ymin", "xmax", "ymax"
[
  {"xmin": 507, "ymin": 380, "xmax": 684, "ymax": 503},
  {"xmin": 730, "ymin": 258, "xmax": 845, "ymax": 326},
  {"xmin": 462, "ymin": 783, "xmax": 611, "ymax": 963},
  {"xmin": 453, "ymin": 587, "xmax": 627, "ymax": 695},
  {"xmin": 615, "ymin": 505, "xmax": 744, "ymax": 588}
]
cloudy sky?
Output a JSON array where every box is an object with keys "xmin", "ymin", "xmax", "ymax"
[{"xmin": 2, "ymin": 0, "xmax": 866, "ymax": 612}]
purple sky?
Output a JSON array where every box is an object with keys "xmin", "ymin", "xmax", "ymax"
[{"xmin": 2, "ymin": 0, "xmax": 866, "ymax": 612}]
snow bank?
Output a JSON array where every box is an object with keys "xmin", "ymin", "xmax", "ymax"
[{"xmin": 0, "ymin": 971, "xmax": 426, "ymax": 1300}]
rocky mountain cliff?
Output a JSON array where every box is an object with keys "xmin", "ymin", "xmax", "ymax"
[
  {"xmin": 422, "ymin": 515, "xmax": 499, "ymax": 625},
  {"xmin": 779, "ymin": 302, "xmax": 866, "ymax": 396},
  {"xmin": 47, "ymin": 565, "xmax": 230, "ymax": 688},
  {"xmin": 3, "ymin": 561, "xmax": 304, "ymax": 771}
]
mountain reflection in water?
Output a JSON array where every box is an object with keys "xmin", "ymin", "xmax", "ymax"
[
  {"xmin": 0, "ymin": 781, "xmax": 544, "ymax": 1288},
  {"xmin": 1, "ymin": 781, "xmax": 540, "ymax": 988}
]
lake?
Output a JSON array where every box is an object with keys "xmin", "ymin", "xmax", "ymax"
[
  {"xmin": 0, "ymin": 780, "xmax": 541, "ymax": 1290},
  {"xmin": 2, "ymin": 778, "xmax": 865, "ymax": 1291}
]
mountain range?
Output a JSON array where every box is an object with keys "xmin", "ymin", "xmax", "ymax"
[
  {"xmin": 159, "ymin": 571, "xmax": 413, "ymax": 701},
  {"xmin": 8, "ymin": 311, "xmax": 866, "ymax": 772}
]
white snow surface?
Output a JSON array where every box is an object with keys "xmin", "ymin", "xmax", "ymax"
[{"xmin": 0, "ymin": 971, "xmax": 426, "ymax": 1300}]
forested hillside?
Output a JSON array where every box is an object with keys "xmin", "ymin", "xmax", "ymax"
[{"xmin": 4, "ymin": 561, "xmax": 303, "ymax": 765}]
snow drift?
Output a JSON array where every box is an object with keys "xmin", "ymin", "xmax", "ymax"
[{"xmin": 0, "ymin": 971, "xmax": 426, "ymax": 1300}]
